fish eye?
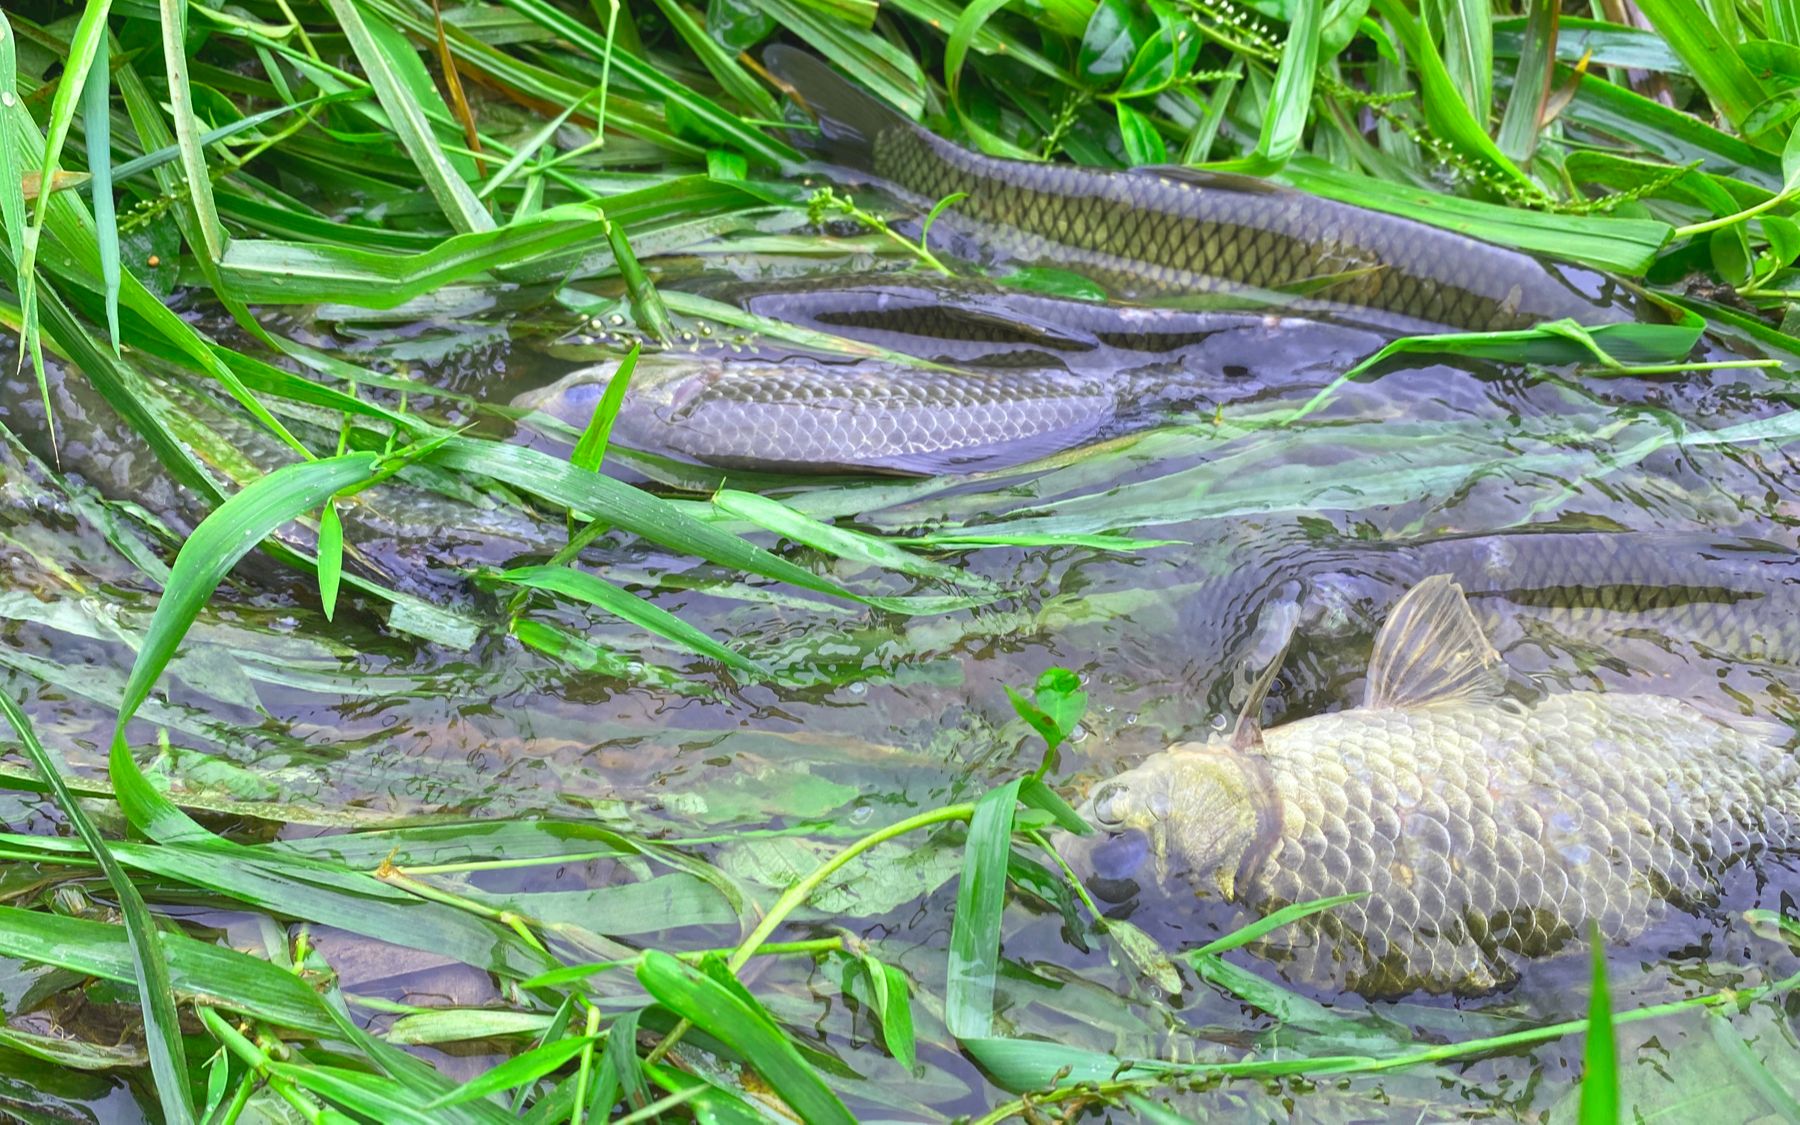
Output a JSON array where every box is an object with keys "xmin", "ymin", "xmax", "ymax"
[{"xmin": 1091, "ymin": 783, "xmax": 1129, "ymax": 829}]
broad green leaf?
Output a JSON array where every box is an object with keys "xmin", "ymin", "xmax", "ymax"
[
  {"xmin": 0, "ymin": 694, "xmax": 195, "ymax": 1125},
  {"xmin": 635, "ymin": 951, "xmax": 855, "ymax": 1125},
  {"xmin": 945, "ymin": 779, "xmax": 1020, "ymax": 1039},
  {"xmin": 859, "ymin": 955, "xmax": 917, "ymax": 1071},
  {"xmin": 323, "ymin": 0, "xmax": 493, "ymax": 232}
]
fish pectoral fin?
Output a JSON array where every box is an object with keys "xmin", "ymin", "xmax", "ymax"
[{"xmin": 1363, "ymin": 574, "xmax": 1507, "ymax": 711}]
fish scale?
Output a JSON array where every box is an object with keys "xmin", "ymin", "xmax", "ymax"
[
  {"xmin": 1233, "ymin": 692, "xmax": 1799, "ymax": 994},
  {"xmin": 754, "ymin": 44, "xmax": 1628, "ymax": 331},
  {"xmin": 1073, "ymin": 575, "xmax": 1800, "ymax": 996}
]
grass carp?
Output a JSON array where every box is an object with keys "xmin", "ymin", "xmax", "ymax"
[
  {"xmin": 765, "ymin": 47, "xmax": 1633, "ymax": 332},
  {"xmin": 1072, "ymin": 575, "xmax": 1797, "ymax": 997},
  {"xmin": 695, "ymin": 273, "xmax": 1385, "ymax": 371},
  {"xmin": 515, "ymin": 354, "xmax": 1116, "ymax": 475}
]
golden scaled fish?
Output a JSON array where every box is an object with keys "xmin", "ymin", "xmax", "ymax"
[{"xmin": 1071, "ymin": 575, "xmax": 1799, "ymax": 997}]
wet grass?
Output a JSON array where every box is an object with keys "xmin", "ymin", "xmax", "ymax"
[{"xmin": 3, "ymin": 0, "xmax": 1800, "ymax": 1121}]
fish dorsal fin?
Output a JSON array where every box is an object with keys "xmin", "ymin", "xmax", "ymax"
[
  {"xmin": 1132, "ymin": 165, "xmax": 1294, "ymax": 196},
  {"xmin": 1363, "ymin": 575, "xmax": 1505, "ymax": 711}
]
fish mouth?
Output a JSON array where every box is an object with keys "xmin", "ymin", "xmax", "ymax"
[{"xmin": 1087, "ymin": 828, "xmax": 1152, "ymax": 883}]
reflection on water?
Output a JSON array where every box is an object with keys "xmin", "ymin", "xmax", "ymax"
[{"xmin": 1, "ymin": 282, "xmax": 1799, "ymax": 1118}]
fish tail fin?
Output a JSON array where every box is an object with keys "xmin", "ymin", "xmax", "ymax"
[{"xmin": 763, "ymin": 45, "xmax": 911, "ymax": 173}]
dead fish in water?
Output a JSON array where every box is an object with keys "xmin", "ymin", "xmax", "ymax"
[
  {"xmin": 1070, "ymin": 574, "xmax": 1798, "ymax": 997},
  {"xmin": 765, "ymin": 46, "xmax": 1635, "ymax": 332},
  {"xmin": 515, "ymin": 354, "xmax": 1119, "ymax": 476},
  {"xmin": 693, "ymin": 272, "xmax": 1386, "ymax": 373}
]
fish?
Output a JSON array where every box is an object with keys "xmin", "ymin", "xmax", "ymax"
[
  {"xmin": 1071, "ymin": 574, "xmax": 1799, "ymax": 997},
  {"xmin": 515, "ymin": 354, "xmax": 1118, "ymax": 476},
  {"xmin": 1290, "ymin": 530, "xmax": 1800, "ymax": 669},
  {"xmin": 764, "ymin": 46, "xmax": 1635, "ymax": 332},
  {"xmin": 693, "ymin": 272, "xmax": 1385, "ymax": 374}
]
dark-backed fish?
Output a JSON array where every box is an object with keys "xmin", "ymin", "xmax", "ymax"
[
  {"xmin": 694, "ymin": 273, "xmax": 1385, "ymax": 374},
  {"xmin": 1073, "ymin": 575, "xmax": 1798, "ymax": 996},
  {"xmin": 766, "ymin": 46, "xmax": 1634, "ymax": 332},
  {"xmin": 515, "ymin": 354, "xmax": 1116, "ymax": 475}
]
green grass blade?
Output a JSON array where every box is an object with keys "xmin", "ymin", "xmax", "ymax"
[
  {"xmin": 109, "ymin": 452, "xmax": 384, "ymax": 846},
  {"xmin": 0, "ymin": 904, "xmax": 337, "ymax": 1036},
  {"xmin": 1495, "ymin": 0, "xmax": 1556, "ymax": 165},
  {"xmin": 159, "ymin": 0, "xmax": 225, "ymax": 260},
  {"xmin": 1579, "ymin": 928, "xmax": 1617, "ymax": 1123},
  {"xmin": 79, "ymin": 30, "xmax": 119, "ymax": 352},
  {"xmin": 1632, "ymin": 0, "xmax": 1769, "ymax": 135},
  {"xmin": 945, "ymin": 778, "xmax": 1020, "ymax": 1040},
  {"xmin": 571, "ymin": 342, "xmax": 638, "ymax": 473},
  {"xmin": 217, "ymin": 203, "xmax": 606, "ymax": 306},
  {"xmin": 426, "ymin": 438, "xmax": 861, "ymax": 602},
  {"xmin": 1424, "ymin": 0, "xmax": 1492, "ymax": 120},
  {"xmin": 1255, "ymin": 0, "xmax": 1322, "ymax": 167},
  {"xmin": 425, "ymin": 1036, "xmax": 600, "ymax": 1109},
  {"xmin": 1370, "ymin": 0, "xmax": 1539, "ymax": 196},
  {"xmin": 643, "ymin": 0, "xmax": 779, "ymax": 120},
  {"xmin": 317, "ymin": 500, "xmax": 344, "ymax": 620},
  {"xmin": 0, "ymin": 14, "xmax": 30, "ymax": 351},
  {"xmin": 860, "ymin": 955, "xmax": 917, "ymax": 1070},
  {"xmin": 0, "ymin": 695, "xmax": 197, "ymax": 1125},
  {"xmin": 499, "ymin": 564, "xmax": 770, "ymax": 675},
  {"xmin": 635, "ymin": 951, "xmax": 855, "ymax": 1125},
  {"xmin": 1191, "ymin": 892, "xmax": 1368, "ymax": 957},
  {"xmin": 323, "ymin": 0, "xmax": 493, "ymax": 233}
]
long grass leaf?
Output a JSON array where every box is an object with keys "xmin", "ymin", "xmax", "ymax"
[
  {"xmin": 0, "ymin": 15, "xmax": 29, "ymax": 344},
  {"xmin": 1631, "ymin": 0, "xmax": 1769, "ymax": 135},
  {"xmin": 0, "ymin": 695, "xmax": 197, "ymax": 1125},
  {"xmin": 1495, "ymin": 0, "xmax": 1557, "ymax": 165},
  {"xmin": 1579, "ymin": 929, "xmax": 1617, "ymax": 1123},
  {"xmin": 323, "ymin": 0, "xmax": 493, "ymax": 233},
  {"xmin": 500, "ymin": 564, "xmax": 770, "ymax": 675},
  {"xmin": 158, "ymin": 0, "xmax": 225, "ymax": 260},
  {"xmin": 109, "ymin": 453, "xmax": 384, "ymax": 845},
  {"xmin": 945, "ymin": 779, "xmax": 1020, "ymax": 1039},
  {"xmin": 1255, "ymin": 0, "xmax": 1322, "ymax": 167},
  {"xmin": 635, "ymin": 951, "xmax": 855, "ymax": 1125},
  {"xmin": 571, "ymin": 341, "xmax": 637, "ymax": 473},
  {"xmin": 79, "ymin": 31, "xmax": 119, "ymax": 352}
]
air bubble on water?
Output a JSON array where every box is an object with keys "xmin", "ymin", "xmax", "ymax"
[
  {"xmin": 608, "ymin": 314, "xmax": 626, "ymax": 326},
  {"xmin": 849, "ymin": 804, "xmax": 874, "ymax": 825},
  {"xmin": 848, "ymin": 681, "xmax": 867, "ymax": 696},
  {"xmin": 1210, "ymin": 713, "xmax": 1229, "ymax": 732},
  {"xmin": 1069, "ymin": 723, "xmax": 1089, "ymax": 744},
  {"xmin": 1125, "ymin": 713, "xmax": 1139, "ymax": 725}
]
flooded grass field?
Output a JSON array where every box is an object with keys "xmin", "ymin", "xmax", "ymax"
[{"xmin": 4, "ymin": 0, "xmax": 1800, "ymax": 1121}]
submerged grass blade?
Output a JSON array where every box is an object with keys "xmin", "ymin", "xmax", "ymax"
[
  {"xmin": 945, "ymin": 779, "xmax": 1020, "ymax": 1040},
  {"xmin": 0, "ymin": 695, "xmax": 196, "ymax": 1125},
  {"xmin": 110, "ymin": 452, "xmax": 385, "ymax": 846}
]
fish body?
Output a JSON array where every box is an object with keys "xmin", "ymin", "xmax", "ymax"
[
  {"xmin": 697, "ymin": 273, "xmax": 1385, "ymax": 371},
  {"xmin": 1077, "ymin": 575, "xmax": 1798, "ymax": 996},
  {"xmin": 765, "ymin": 48, "xmax": 1632, "ymax": 332},
  {"xmin": 1403, "ymin": 530, "xmax": 1800, "ymax": 665},
  {"xmin": 515, "ymin": 355, "xmax": 1115, "ymax": 475}
]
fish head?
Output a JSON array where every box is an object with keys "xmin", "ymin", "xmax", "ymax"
[{"xmin": 1073, "ymin": 741, "xmax": 1270, "ymax": 902}]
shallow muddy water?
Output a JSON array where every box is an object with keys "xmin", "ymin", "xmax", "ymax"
[{"xmin": 2, "ymin": 273, "xmax": 1799, "ymax": 1119}]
